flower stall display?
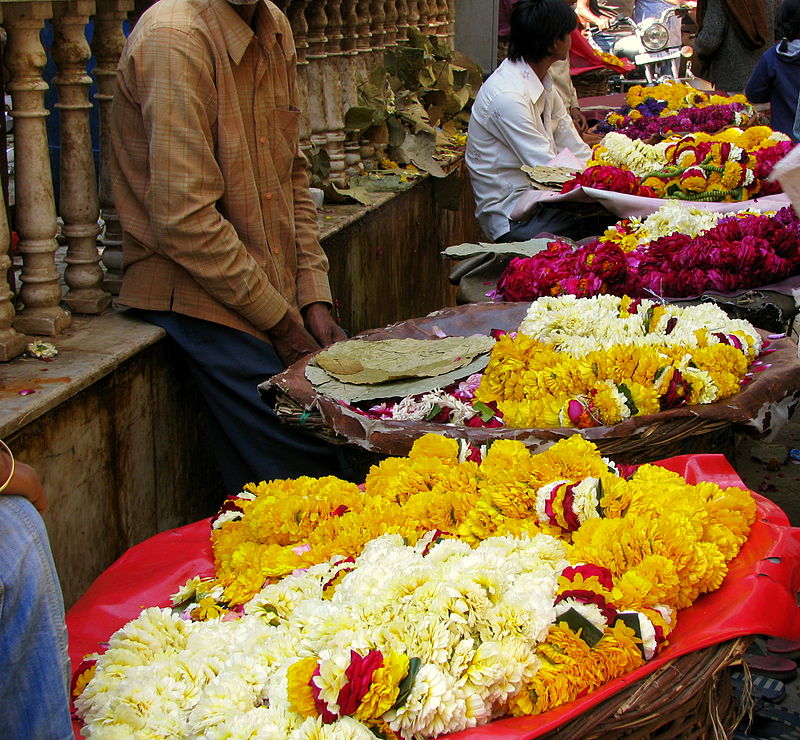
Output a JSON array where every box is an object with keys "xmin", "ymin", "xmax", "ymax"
[
  {"xmin": 494, "ymin": 201, "xmax": 800, "ymax": 302},
  {"xmin": 357, "ymin": 296, "xmax": 761, "ymax": 431},
  {"xmin": 566, "ymin": 127, "xmax": 792, "ymax": 203},
  {"xmin": 73, "ymin": 433, "xmax": 759, "ymax": 739},
  {"xmin": 595, "ymin": 82, "xmax": 758, "ymax": 140}
]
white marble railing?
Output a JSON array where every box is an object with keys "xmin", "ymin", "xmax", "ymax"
[{"xmin": 0, "ymin": 0, "xmax": 457, "ymax": 360}]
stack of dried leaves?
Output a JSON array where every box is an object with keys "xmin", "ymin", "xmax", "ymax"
[{"xmin": 314, "ymin": 29, "xmax": 482, "ymax": 204}]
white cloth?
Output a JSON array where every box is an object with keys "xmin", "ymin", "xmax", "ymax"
[
  {"xmin": 465, "ymin": 58, "xmax": 591, "ymax": 240},
  {"xmin": 550, "ymin": 58, "xmax": 579, "ymax": 110}
]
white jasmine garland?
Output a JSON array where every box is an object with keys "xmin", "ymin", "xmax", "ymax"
[
  {"xmin": 77, "ymin": 534, "xmax": 571, "ymax": 738},
  {"xmin": 518, "ymin": 295, "xmax": 761, "ymax": 359}
]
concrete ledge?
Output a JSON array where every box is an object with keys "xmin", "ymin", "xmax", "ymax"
[{"xmin": 0, "ymin": 311, "xmax": 164, "ymax": 438}]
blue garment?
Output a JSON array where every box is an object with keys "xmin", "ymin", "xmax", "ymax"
[
  {"xmin": 134, "ymin": 310, "xmax": 354, "ymax": 495},
  {"xmin": 0, "ymin": 496, "xmax": 72, "ymax": 740},
  {"xmin": 745, "ymin": 39, "xmax": 800, "ymax": 142}
]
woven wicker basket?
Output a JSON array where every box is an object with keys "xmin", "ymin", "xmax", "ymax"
[
  {"xmin": 263, "ymin": 303, "xmax": 800, "ymax": 466},
  {"xmin": 540, "ymin": 638, "xmax": 748, "ymax": 739},
  {"xmin": 573, "ymin": 68, "xmax": 613, "ymax": 98}
]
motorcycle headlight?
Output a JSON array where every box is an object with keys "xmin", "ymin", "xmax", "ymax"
[{"xmin": 642, "ymin": 22, "xmax": 669, "ymax": 51}]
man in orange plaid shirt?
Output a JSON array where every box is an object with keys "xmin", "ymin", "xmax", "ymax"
[{"xmin": 110, "ymin": 0, "xmax": 352, "ymax": 493}]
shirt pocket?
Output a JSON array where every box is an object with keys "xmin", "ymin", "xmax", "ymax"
[{"xmin": 270, "ymin": 107, "xmax": 300, "ymax": 179}]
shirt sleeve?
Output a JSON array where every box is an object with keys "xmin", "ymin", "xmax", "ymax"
[
  {"xmin": 126, "ymin": 26, "xmax": 290, "ymax": 331},
  {"xmin": 550, "ymin": 87, "xmax": 592, "ymax": 161},
  {"xmin": 482, "ymin": 88, "xmax": 589, "ymax": 169},
  {"xmin": 744, "ymin": 53, "xmax": 773, "ymax": 104}
]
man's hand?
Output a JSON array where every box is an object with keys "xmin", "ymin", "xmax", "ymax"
[
  {"xmin": 570, "ymin": 107, "xmax": 589, "ymax": 133},
  {"xmin": 302, "ymin": 302, "xmax": 347, "ymax": 348},
  {"xmin": 268, "ymin": 310, "xmax": 322, "ymax": 368}
]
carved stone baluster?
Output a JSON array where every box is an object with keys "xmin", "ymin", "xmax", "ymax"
[
  {"xmin": 418, "ymin": 0, "xmax": 434, "ymax": 35},
  {"xmin": 369, "ymin": 0, "xmax": 386, "ymax": 67},
  {"xmin": 304, "ymin": 2, "xmax": 330, "ymax": 181},
  {"xmin": 5, "ymin": 2, "xmax": 71, "ymax": 335},
  {"xmin": 340, "ymin": 0, "xmax": 362, "ymax": 178},
  {"xmin": 406, "ymin": 0, "xmax": 419, "ymax": 36},
  {"xmin": 446, "ymin": 0, "xmax": 456, "ymax": 48},
  {"xmin": 383, "ymin": 0, "xmax": 398, "ymax": 49},
  {"xmin": 395, "ymin": 0, "xmax": 410, "ymax": 43},
  {"xmin": 0, "ymin": 199, "xmax": 28, "ymax": 360},
  {"xmin": 354, "ymin": 0, "xmax": 376, "ymax": 171},
  {"xmin": 53, "ymin": 0, "xmax": 109, "ymax": 314},
  {"xmin": 354, "ymin": 0, "xmax": 372, "ymax": 83},
  {"xmin": 323, "ymin": 0, "xmax": 346, "ymax": 185},
  {"xmin": 286, "ymin": 0, "xmax": 312, "ymax": 158},
  {"xmin": 0, "ymin": 6, "xmax": 29, "ymax": 361},
  {"xmin": 93, "ymin": 0, "xmax": 132, "ymax": 296},
  {"xmin": 433, "ymin": 0, "xmax": 449, "ymax": 40}
]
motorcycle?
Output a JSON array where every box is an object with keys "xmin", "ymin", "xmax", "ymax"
[{"xmin": 608, "ymin": 6, "xmax": 694, "ymax": 85}]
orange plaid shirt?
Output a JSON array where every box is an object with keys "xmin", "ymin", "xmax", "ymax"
[{"xmin": 110, "ymin": 0, "xmax": 332, "ymax": 341}]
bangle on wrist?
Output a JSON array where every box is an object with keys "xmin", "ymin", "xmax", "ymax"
[{"xmin": 0, "ymin": 439, "xmax": 15, "ymax": 493}]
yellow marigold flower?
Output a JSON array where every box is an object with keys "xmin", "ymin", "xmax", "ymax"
[
  {"xmin": 354, "ymin": 652, "xmax": 410, "ymax": 720},
  {"xmin": 287, "ymin": 656, "xmax": 319, "ymax": 717},
  {"xmin": 190, "ymin": 595, "xmax": 226, "ymax": 621},
  {"xmin": 408, "ymin": 433, "xmax": 459, "ymax": 463}
]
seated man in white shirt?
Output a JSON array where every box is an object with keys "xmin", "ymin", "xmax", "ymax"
[{"xmin": 466, "ymin": 0, "xmax": 615, "ymax": 243}]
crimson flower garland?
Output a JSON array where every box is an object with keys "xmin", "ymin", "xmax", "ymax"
[{"xmin": 495, "ymin": 206, "xmax": 800, "ymax": 302}]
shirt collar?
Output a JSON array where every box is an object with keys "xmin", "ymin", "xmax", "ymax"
[
  {"xmin": 504, "ymin": 57, "xmax": 548, "ymax": 103},
  {"xmin": 211, "ymin": 0, "xmax": 281, "ymax": 65}
]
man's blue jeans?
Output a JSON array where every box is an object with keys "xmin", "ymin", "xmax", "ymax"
[{"xmin": 0, "ymin": 496, "xmax": 73, "ymax": 739}]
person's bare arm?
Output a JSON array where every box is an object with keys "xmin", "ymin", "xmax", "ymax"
[
  {"xmin": 576, "ymin": 0, "xmax": 607, "ymax": 28},
  {"xmin": 0, "ymin": 448, "xmax": 48, "ymax": 513}
]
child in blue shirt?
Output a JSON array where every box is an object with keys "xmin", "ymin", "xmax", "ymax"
[{"xmin": 746, "ymin": 0, "xmax": 800, "ymax": 142}]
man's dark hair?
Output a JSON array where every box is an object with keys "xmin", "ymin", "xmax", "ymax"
[
  {"xmin": 777, "ymin": 0, "xmax": 800, "ymax": 40},
  {"xmin": 508, "ymin": 0, "xmax": 578, "ymax": 64}
]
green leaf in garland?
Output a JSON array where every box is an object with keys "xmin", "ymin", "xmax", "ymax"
[
  {"xmin": 617, "ymin": 383, "xmax": 639, "ymax": 416},
  {"xmin": 556, "ymin": 607, "xmax": 604, "ymax": 647},
  {"xmin": 614, "ymin": 612, "xmax": 647, "ymax": 659},
  {"xmin": 472, "ymin": 401, "xmax": 496, "ymax": 423},
  {"xmin": 392, "ymin": 657, "xmax": 423, "ymax": 710},
  {"xmin": 425, "ymin": 404, "xmax": 443, "ymax": 421}
]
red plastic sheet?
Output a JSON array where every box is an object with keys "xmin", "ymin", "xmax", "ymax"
[
  {"xmin": 67, "ymin": 454, "xmax": 800, "ymax": 739},
  {"xmin": 569, "ymin": 29, "xmax": 635, "ymax": 76}
]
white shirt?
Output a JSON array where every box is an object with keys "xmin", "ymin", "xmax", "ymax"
[{"xmin": 466, "ymin": 58, "xmax": 591, "ymax": 241}]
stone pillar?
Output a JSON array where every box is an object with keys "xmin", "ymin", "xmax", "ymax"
[
  {"xmin": 384, "ymin": 0, "xmax": 399, "ymax": 48},
  {"xmin": 287, "ymin": 0, "xmax": 312, "ymax": 158},
  {"xmin": 0, "ymin": 209, "xmax": 28, "ymax": 360},
  {"xmin": 304, "ymin": 2, "xmax": 330, "ymax": 181},
  {"xmin": 93, "ymin": 0, "xmax": 132, "ymax": 296},
  {"xmin": 340, "ymin": 0, "xmax": 362, "ymax": 178},
  {"xmin": 369, "ymin": 0, "xmax": 386, "ymax": 66},
  {"xmin": 323, "ymin": 0, "xmax": 347, "ymax": 185},
  {"xmin": 446, "ymin": 0, "xmax": 456, "ymax": 48},
  {"xmin": 53, "ymin": 0, "xmax": 110, "ymax": 314},
  {"xmin": 395, "ymin": 0, "xmax": 410, "ymax": 42},
  {"xmin": 433, "ymin": 0, "xmax": 449, "ymax": 41},
  {"xmin": 0, "ymin": 7, "xmax": 28, "ymax": 361},
  {"xmin": 5, "ymin": 1, "xmax": 71, "ymax": 336},
  {"xmin": 407, "ymin": 0, "xmax": 420, "ymax": 35}
]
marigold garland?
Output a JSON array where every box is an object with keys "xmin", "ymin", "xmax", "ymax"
[
  {"xmin": 75, "ymin": 428, "xmax": 757, "ymax": 739},
  {"xmin": 566, "ymin": 127, "xmax": 792, "ymax": 202}
]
